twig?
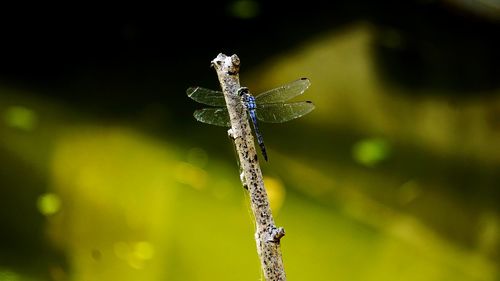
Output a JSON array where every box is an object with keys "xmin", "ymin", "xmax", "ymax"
[{"xmin": 211, "ymin": 53, "xmax": 287, "ymax": 281}]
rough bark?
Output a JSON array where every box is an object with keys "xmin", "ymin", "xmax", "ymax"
[{"xmin": 211, "ymin": 53, "xmax": 286, "ymax": 281}]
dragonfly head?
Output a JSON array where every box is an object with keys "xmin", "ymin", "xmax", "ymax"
[{"xmin": 237, "ymin": 87, "xmax": 249, "ymax": 97}]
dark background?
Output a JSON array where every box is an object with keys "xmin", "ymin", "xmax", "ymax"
[{"xmin": 1, "ymin": 1, "xmax": 498, "ymax": 112}]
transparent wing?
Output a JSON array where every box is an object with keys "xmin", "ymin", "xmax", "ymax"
[
  {"xmin": 255, "ymin": 101, "xmax": 315, "ymax": 123},
  {"xmin": 193, "ymin": 108, "xmax": 231, "ymax": 127},
  {"xmin": 255, "ymin": 78, "xmax": 311, "ymax": 104},
  {"xmin": 186, "ymin": 87, "xmax": 226, "ymax": 106}
]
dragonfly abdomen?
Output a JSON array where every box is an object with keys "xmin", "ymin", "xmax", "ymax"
[{"xmin": 248, "ymin": 108, "xmax": 268, "ymax": 161}]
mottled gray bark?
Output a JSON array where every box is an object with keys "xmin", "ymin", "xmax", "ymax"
[{"xmin": 211, "ymin": 53, "xmax": 286, "ymax": 281}]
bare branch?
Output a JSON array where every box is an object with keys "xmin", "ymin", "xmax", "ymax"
[{"xmin": 211, "ymin": 53, "xmax": 287, "ymax": 281}]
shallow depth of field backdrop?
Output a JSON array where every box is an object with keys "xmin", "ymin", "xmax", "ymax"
[{"xmin": 0, "ymin": 1, "xmax": 499, "ymax": 281}]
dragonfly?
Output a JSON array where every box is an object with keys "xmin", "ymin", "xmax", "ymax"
[{"xmin": 186, "ymin": 78, "xmax": 314, "ymax": 161}]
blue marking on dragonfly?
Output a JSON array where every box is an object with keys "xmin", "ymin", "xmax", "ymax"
[{"xmin": 186, "ymin": 78, "xmax": 314, "ymax": 161}]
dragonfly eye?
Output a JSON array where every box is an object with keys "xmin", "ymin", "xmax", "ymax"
[{"xmin": 237, "ymin": 87, "xmax": 249, "ymax": 97}]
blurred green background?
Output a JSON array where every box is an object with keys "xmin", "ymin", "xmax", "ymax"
[{"xmin": 1, "ymin": 1, "xmax": 499, "ymax": 280}]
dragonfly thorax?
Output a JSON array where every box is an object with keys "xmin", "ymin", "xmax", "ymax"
[{"xmin": 238, "ymin": 87, "xmax": 257, "ymax": 111}]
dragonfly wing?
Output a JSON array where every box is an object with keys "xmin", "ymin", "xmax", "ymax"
[
  {"xmin": 256, "ymin": 101, "xmax": 315, "ymax": 123},
  {"xmin": 186, "ymin": 87, "xmax": 226, "ymax": 106},
  {"xmin": 255, "ymin": 78, "xmax": 311, "ymax": 104},
  {"xmin": 193, "ymin": 108, "xmax": 231, "ymax": 127}
]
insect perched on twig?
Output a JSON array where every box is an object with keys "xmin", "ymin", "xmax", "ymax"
[{"xmin": 187, "ymin": 78, "xmax": 314, "ymax": 161}]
